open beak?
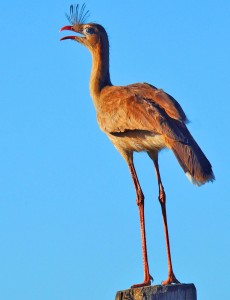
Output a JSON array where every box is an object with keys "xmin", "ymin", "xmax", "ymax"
[{"xmin": 60, "ymin": 25, "xmax": 77, "ymax": 41}]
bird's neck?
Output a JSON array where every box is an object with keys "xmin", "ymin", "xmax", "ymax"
[{"xmin": 89, "ymin": 42, "xmax": 112, "ymax": 106}]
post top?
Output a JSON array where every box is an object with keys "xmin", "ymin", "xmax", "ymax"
[{"xmin": 115, "ymin": 283, "xmax": 197, "ymax": 300}]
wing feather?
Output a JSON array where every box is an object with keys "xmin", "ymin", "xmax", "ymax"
[{"xmin": 97, "ymin": 84, "xmax": 188, "ymax": 143}]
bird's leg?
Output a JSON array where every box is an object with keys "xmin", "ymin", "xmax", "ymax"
[
  {"xmin": 127, "ymin": 161, "xmax": 153, "ymax": 288},
  {"xmin": 153, "ymin": 158, "xmax": 180, "ymax": 285}
]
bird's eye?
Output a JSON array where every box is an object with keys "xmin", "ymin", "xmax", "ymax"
[{"xmin": 84, "ymin": 27, "xmax": 95, "ymax": 35}]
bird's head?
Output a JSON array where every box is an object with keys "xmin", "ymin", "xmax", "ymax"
[{"xmin": 60, "ymin": 4, "xmax": 108, "ymax": 52}]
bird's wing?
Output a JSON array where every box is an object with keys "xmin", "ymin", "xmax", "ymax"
[
  {"xmin": 129, "ymin": 83, "xmax": 188, "ymax": 123},
  {"xmin": 97, "ymin": 84, "xmax": 188, "ymax": 142}
]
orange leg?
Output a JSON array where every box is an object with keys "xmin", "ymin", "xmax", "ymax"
[
  {"xmin": 153, "ymin": 158, "xmax": 180, "ymax": 285},
  {"xmin": 128, "ymin": 161, "xmax": 153, "ymax": 288}
]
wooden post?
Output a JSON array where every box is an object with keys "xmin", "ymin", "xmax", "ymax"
[{"xmin": 115, "ymin": 284, "xmax": 196, "ymax": 300}]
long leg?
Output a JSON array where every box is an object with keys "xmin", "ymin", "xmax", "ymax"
[
  {"xmin": 127, "ymin": 158, "xmax": 153, "ymax": 288},
  {"xmin": 152, "ymin": 157, "xmax": 180, "ymax": 285}
]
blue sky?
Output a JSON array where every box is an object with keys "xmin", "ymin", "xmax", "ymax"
[{"xmin": 0, "ymin": 0, "xmax": 229, "ymax": 299}]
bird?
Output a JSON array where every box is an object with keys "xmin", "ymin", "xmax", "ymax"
[{"xmin": 60, "ymin": 4, "xmax": 215, "ymax": 288}]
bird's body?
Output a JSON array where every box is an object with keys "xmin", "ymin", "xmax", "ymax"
[
  {"xmin": 60, "ymin": 5, "xmax": 214, "ymax": 288},
  {"xmin": 98, "ymin": 84, "xmax": 178, "ymax": 160}
]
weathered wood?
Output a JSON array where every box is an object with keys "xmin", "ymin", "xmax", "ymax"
[{"xmin": 115, "ymin": 284, "xmax": 196, "ymax": 300}]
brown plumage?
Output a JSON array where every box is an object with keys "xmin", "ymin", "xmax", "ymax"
[{"xmin": 60, "ymin": 4, "xmax": 214, "ymax": 288}]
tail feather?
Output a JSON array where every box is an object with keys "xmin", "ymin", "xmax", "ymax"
[{"xmin": 170, "ymin": 126, "xmax": 215, "ymax": 186}]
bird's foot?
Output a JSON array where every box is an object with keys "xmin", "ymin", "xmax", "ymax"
[
  {"xmin": 161, "ymin": 272, "xmax": 180, "ymax": 285},
  {"xmin": 131, "ymin": 275, "xmax": 153, "ymax": 288}
]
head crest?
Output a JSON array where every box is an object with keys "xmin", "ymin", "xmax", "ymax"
[{"xmin": 65, "ymin": 3, "xmax": 90, "ymax": 25}]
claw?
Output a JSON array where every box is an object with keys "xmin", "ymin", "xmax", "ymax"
[
  {"xmin": 131, "ymin": 280, "xmax": 151, "ymax": 289},
  {"xmin": 131, "ymin": 275, "xmax": 153, "ymax": 288},
  {"xmin": 162, "ymin": 272, "xmax": 180, "ymax": 285}
]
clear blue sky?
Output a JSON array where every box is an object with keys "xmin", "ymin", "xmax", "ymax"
[{"xmin": 0, "ymin": 1, "xmax": 229, "ymax": 299}]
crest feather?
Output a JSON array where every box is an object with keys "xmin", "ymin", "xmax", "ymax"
[{"xmin": 65, "ymin": 3, "xmax": 90, "ymax": 25}]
